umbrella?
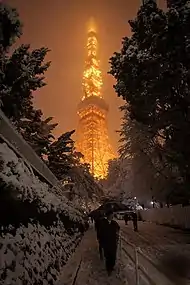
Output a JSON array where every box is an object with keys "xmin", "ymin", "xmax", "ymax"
[
  {"xmin": 98, "ymin": 201, "xmax": 131, "ymax": 212},
  {"xmin": 89, "ymin": 201, "xmax": 131, "ymax": 218},
  {"xmin": 88, "ymin": 209, "xmax": 104, "ymax": 219}
]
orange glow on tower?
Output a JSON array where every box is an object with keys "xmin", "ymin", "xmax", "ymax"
[{"xmin": 76, "ymin": 19, "xmax": 116, "ymax": 178}]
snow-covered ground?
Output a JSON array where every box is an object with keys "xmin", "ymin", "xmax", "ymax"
[
  {"xmin": 58, "ymin": 227, "xmax": 128, "ymax": 285},
  {"xmin": 121, "ymin": 221, "xmax": 190, "ymax": 284},
  {"xmin": 121, "ymin": 221, "xmax": 190, "ymax": 264},
  {"xmin": 58, "ymin": 222, "xmax": 190, "ymax": 285},
  {"xmin": 0, "ymin": 142, "xmax": 86, "ymax": 285},
  {"xmin": 58, "ymin": 225, "xmax": 151, "ymax": 285}
]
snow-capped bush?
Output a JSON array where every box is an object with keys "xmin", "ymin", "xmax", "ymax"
[
  {"xmin": 0, "ymin": 223, "xmax": 81, "ymax": 285},
  {"xmin": 0, "ymin": 142, "xmax": 86, "ymax": 285}
]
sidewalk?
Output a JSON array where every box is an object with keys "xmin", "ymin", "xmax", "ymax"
[
  {"xmin": 57, "ymin": 222, "xmax": 190, "ymax": 285},
  {"xmin": 57, "ymin": 227, "xmax": 129, "ymax": 285}
]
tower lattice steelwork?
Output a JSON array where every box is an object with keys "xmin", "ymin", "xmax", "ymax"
[{"xmin": 76, "ymin": 19, "xmax": 115, "ymax": 178}]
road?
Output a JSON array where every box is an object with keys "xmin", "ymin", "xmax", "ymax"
[
  {"xmin": 57, "ymin": 221, "xmax": 190, "ymax": 285},
  {"xmin": 120, "ymin": 221, "xmax": 190, "ymax": 284}
]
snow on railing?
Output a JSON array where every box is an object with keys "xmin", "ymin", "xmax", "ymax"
[{"xmin": 0, "ymin": 109, "xmax": 60, "ymax": 188}]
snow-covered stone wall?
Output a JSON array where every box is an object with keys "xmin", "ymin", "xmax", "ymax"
[
  {"xmin": 0, "ymin": 142, "xmax": 87, "ymax": 285},
  {"xmin": 0, "ymin": 223, "xmax": 81, "ymax": 285}
]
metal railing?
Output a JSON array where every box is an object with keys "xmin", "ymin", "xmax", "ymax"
[
  {"xmin": 0, "ymin": 109, "xmax": 60, "ymax": 187},
  {"xmin": 120, "ymin": 235, "xmax": 174, "ymax": 285}
]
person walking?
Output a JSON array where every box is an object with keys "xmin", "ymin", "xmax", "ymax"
[
  {"xmin": 84, "ymin": 216, "xmax": 89, "ymax": 231},
  {"xmin": 95, "ymin": 215, "xmax": 105, "ymax": 260},
  {"xmin": 131, "ymin": 211, "xmax": 138, "ymax": 232},
  {"xmin": 101, "ymin": 210, "xmax": 120, "ymax": 276},
  {"xmin": 124, "ymin": 213, "xmax": 129, "ymax": 225}
]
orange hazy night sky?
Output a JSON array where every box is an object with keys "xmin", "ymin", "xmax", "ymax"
[{"xmin": 6, "ymin": 0, "xmax": 165, "ymax": 151}]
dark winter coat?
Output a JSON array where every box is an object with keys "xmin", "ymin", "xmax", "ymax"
[
  {"xmin": 124, "ymin": 213, "xmax": 129, "ymax": 222},
  {"xmin": 131, "ymin": 212, "xmax": 138, "ymax": 221},
  {"xmin": 95, "ymin": 217, "xmax": 105, "ymax": 241},
  {"xmin": 100, "ymin": 219, "xmax": 120, "ymax": 250}
]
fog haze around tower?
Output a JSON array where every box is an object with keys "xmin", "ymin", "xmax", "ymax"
[{"xmin": 6, "ymin": 0, "xmax": 166, "ymax": 151}]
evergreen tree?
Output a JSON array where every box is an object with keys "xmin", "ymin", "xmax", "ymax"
[
  {"xmin": 109, "ymin": 0, "xmax": 166, "ymax": 126},
  {"xmin": 106, "ymin": 159, "xmax": 121, "ymax": 189},
  {"xmin": 0, "ymin": 3, "xmax": 21, "ymax": 51},
  {"xmin": 48, "ymin": 130, "xmax": 76, "ymax": 180},
  {"xmin": 18, "ymin": 111, "xmax": 58, "ymax": 158},
  {"xmin": 105, "ymin": 157, "xmax": 132, "ymax": 199},
  {"xmin": 109, "ymin": 0, "xmax": 190, "ymax": 202},
  {"xmin": 163, "ymin": 0, "xmax": 190, "ymax": 193},
  {"xmin": 68, "ymin": 164, "xmax": 103, "ymax": 210},
  {"xmin": 167, "ymin": 0, "xmax": 187, "ymax": 8},
  {"xmin": 1, "ymin": 44, "xmax": 50, "ymax": 121},
  {"xmin": 0, "ymin": 3, "xmax": 50, "ymax": 121},
  {"xmin": 0, "ymin": 3, "xmax": 22, "ymax": 107},
  {"xmin": 114, "ymin": 104, "xmax": 168, "ymax": 202},
  {"xmin": 47, "ymin": 129, "xmax": 103, "ymax": 209},
  {"xmin": 0, "ymin": 3, "xmax": 55, "ymax": 158}
]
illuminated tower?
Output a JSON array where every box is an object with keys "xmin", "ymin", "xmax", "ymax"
[{"xmin": 76, "ymin": 19, "xmax": 116, "ymax": 178}]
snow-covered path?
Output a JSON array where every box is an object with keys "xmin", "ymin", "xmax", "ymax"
[
  {"xmin": 76, "ymin": 230, "xmax": 127, "ymax": 285},
  {"xmin": 57, "ymin": 221, "xmax": 190, "ymax": 285},
  {"xmin": 74, "ymin": 229, "xmax": 128, "ymax": 285},
  {"xmin": 57, "ymin": 226, "xmax": 138, "ymax": 285}
]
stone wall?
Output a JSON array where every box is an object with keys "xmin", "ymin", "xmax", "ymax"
[
  {"xmin": 0, "ymin": 142, "xmax": 86, "ymax": 285},
  {"xmin": 0, "ymin": 223, "xmax": 82, "ymax": 285}
]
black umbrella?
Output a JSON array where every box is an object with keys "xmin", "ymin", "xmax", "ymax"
[
  {"xmin": 88, "ymin": 209, "xmax": 104, "ymax": 219},
  {"xmin": 99, "ymin": 201, "xmax": 130, "ymax": 212},
  {"xmin": 90, "ymin": 201, "xmax": 130, "ymax": 215}
]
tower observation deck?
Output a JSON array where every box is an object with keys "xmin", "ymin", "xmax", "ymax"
[{"xmin": 76, "ymin": 19, "xmax": 115, "ymax": 178}]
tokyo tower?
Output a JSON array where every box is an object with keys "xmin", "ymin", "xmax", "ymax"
[{"xmin": 76, "ymin": 19, "xmax": 116, "ymax": 179}]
